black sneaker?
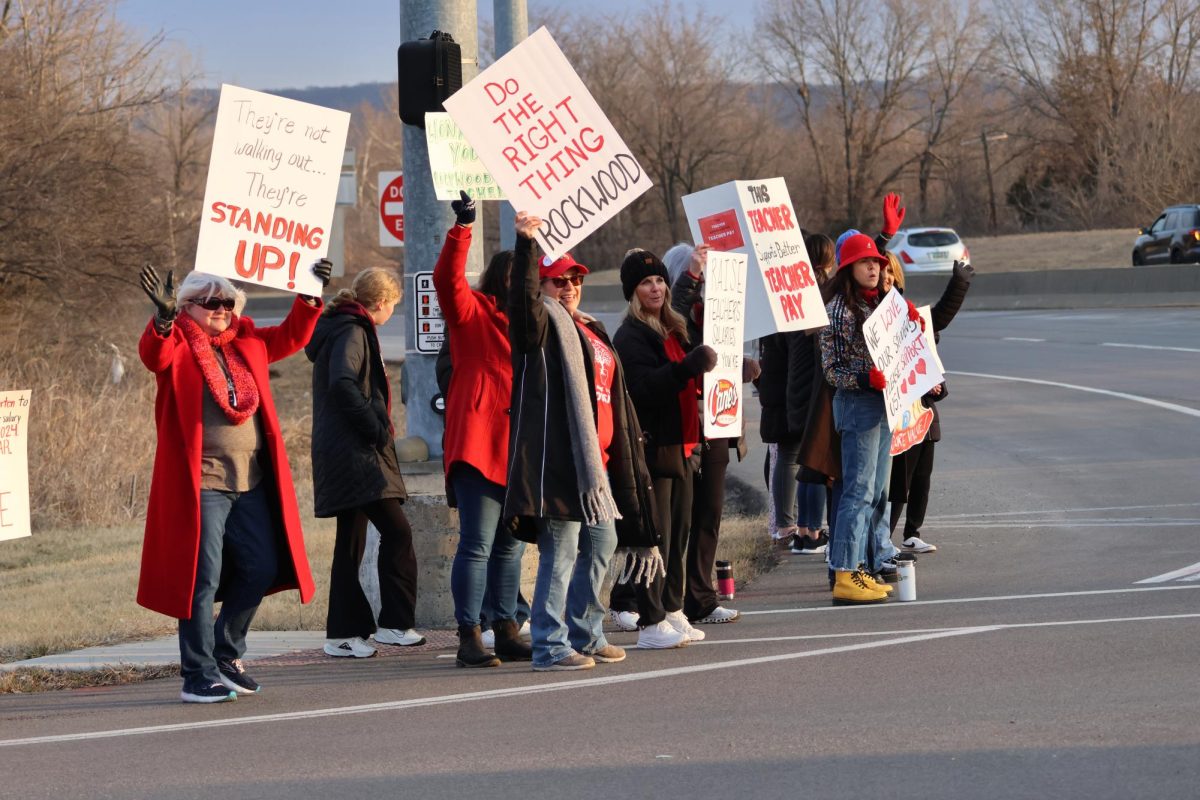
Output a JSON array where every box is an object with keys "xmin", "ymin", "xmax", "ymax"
[
  {"xmin": 181, "ymin": 682, "xmax": 237, "ymax": 704},
  {"xmin": 790, "ymin": 534, "xmax": 814, "ymax": 554},
  {"xmin": 217, "ymin": 659, "xmax": 261, "ymax": 694}
]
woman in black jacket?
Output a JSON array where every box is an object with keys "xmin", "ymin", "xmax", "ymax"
[
  {"xmin": 612, "ymin": 249, "xmax": 718, "ymax": 647},
  {"xmin": 505, "ymin": 212, "xmax": 662, "ymax": 670},
  {"xmin": 307, "ymin": 267, "xmax": 425, "ymax": 658}
]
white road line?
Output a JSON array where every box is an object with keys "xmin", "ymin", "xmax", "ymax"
[
  {"xmin": 1102, "ymin": 342, "xmax": 1200, "ymax": 354},
  {"xmin": 1135, "ymin": 561, "xmax": 1200, "ymax": 584},
  {"xmin": 940, "ymin": 521, "xmax": 1199, "ymax": 529},
  {"xmin": 0, "ymin": 628, "xmax": 991, "ymax": 749},
  {"xmin": 739, "ymin": 584, "xmax": 1200, "ymax": 616},
  {"xmin": 1002, "ymin": 337, "xmax": 1045, "ymax": 342},
  {"xmin": 948, "ymin": 371, "xmax": 1200, "ymax": 419},
  {"xmin": 929, "ymin": 503, "xmax": 1200, "ymax": 520}
]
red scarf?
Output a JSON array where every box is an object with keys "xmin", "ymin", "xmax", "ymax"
[
  {"xmin": 176, "ymin": 313, "xmax": 260, "ymax": 425},
  {"xmin": 663, "ymin": 334, "xmax": 700, "ymax": 458}
]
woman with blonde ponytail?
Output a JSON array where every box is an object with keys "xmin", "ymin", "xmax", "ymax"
[{"xmin": 306, "ymin": 265, "xmax": 427, "ymax": 658}]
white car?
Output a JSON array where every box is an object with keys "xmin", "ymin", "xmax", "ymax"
[{"xmin": 886, "ymin": 228, "xmax": 970, "ymax": 274}]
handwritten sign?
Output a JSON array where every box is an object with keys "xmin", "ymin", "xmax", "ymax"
[
  {"xmin": 443, "ymin": 27, "xmax": 653, "ymax": 258},
  {"xmin": 702, "ymin": 252, "xmax": 748, "ymax": 438},
  {"xmin": 683, "ymin": 178, "xmax": 828, "ymax": 340},
  {"xmin": 0, "ymin": 390, "xmax": 31, "ymax": 541},
  {"xmin": 864, "ymin": 289, "xmax": 945, "ymax": 431},
  {"xmin": 425, "ymin": 113, "xmax": 506, "ymax": 201},
  {"xmin": 194, "ymin": 85, "xmax": 350, "ymax": 295}
]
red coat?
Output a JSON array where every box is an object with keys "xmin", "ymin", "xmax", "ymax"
[
  {"xmin": 432, "ymin": 225, "xmax": 512, "ymax": 487},
  {"xmin": 137, "ymin": 297, "xmax": 321, "ymax": 619}
]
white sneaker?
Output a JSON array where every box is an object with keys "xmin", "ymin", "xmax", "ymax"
[
  {"xmin": 324, "ymin": 637, "xmax": 377, "ymax": 658},
  {"xmin": 609, "ymin": 609, "xmax": 640, "ymax": 632},
  {"xmin": 637, "ymin": 619, "xmax": 689, "ymax": 649},
  {"xmin": 665, "ymin": 609, "xmax": 705, "ymax": 641},
  {"xmin": 481, "ymin": 619, "xmax": 529, "ymax": 648},
  {"xmin": 373, "ymin": 627, "xmax": 427, "ymax": 646},
  {"xmin": 695, "ymin": 606, "xmax": 741, "ymax": 624},
  {"xmin": 903, "ymin": 536, "xmax": 938, "ymax": 554}
]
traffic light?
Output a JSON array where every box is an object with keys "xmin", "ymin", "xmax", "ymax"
[{"xmin": 397, "ymin": 30, "xmax": 462, "ymax": 128}]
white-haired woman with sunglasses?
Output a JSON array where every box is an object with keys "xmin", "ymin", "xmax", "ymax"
[{"xmin": 137, "ymin": 262, "xmax": 330, "ymax": 703}]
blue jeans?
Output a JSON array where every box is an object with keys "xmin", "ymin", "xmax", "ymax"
[
  {"xmin": 828, "ymin": 390, "xmax": 892, "ymax": 572},
  {"xmin": 798, "ymin": 481, "xmax": 828, "ymax": 531},
  {"xmin": 866, "ymin": 499, "xmax": 899, "ymax": 571},
  {"xmin": 530, "ymin": 516, "xmax": 618, "ymax": 667},
  {"xmin": 449, "ymin": 465, "xmax": 525, "ymax": 628},
  {"xmin": 180, "ymin": 484, "xmax": 278, "ymax": 690}
]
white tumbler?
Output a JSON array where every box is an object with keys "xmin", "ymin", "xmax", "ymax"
[{"xmin": 895, "ymin": 560, "xmax": 917, "ymax": 602}]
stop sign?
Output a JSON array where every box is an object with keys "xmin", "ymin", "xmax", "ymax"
[{"xmin": 379, "ymin": 171, "xmax": 404, "ymax": 247}]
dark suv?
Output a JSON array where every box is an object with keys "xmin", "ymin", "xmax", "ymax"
[{"xmin": 1132, "ymin": 205, "xmax": 1200, "ymax": 265}]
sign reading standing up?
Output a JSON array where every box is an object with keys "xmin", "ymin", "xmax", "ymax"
[
  {"xmin": 864, "ymin": 290, "xmax": 945, "ymax": 431},
  {"xmin": 443, "ymin": 27, "xmax": 653, "ymax": 259},
  {"xmin": 0, "ymin": 390, "xmax": 31, "ymax": 542},
  {"xmin": 379, "ymin": 171, "xmax": 405, "ymax": 247},
  {"xmin": 702, "ymin": 252, "xmax": 748, "ymax": 438},
  {"xmin": 683, "ymin": 178, "xmax": 828, "ymax": 341},
  {"xmin": 195, "ymin": 84, "xmax": 351, "ymax": 295}
]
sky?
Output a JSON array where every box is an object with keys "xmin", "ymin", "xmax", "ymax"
[{"xmin": 116, "ymin": 0, "xmax": 737, "ymax": 90}]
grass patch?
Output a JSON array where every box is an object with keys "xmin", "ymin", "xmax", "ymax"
[{"xmin": 0, "ymin": 665, "xmax": 179, "ymax": 695}]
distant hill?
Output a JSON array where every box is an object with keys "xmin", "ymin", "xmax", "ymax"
[{"xmin": 265, "ymin": 82, "xmax": 395, "ymax": 113}]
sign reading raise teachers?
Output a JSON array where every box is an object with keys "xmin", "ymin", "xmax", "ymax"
[
  {"xmin": 702, "ymin": 252, "xmax": 748, "ymax": 438},
  {"xmin": 195, "ymin": 85, "xmax": 350, "ymax": 295},
  {"xmin": 443, "ymin": 27, "xmax": 652, "ymax": 258}
]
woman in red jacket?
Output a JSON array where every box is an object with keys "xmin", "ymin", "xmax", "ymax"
[
  {"xmin": 434, "ymin": 192, "xmax": 530, "ymax": 668},
  {"xmin": 137, "ymin": 262, "xmax": 327, "ymax": 703}
]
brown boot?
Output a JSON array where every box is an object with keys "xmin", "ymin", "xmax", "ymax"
[
  {"xmin": 492, "ymin": 619, "xmax": 532, "ymax": 662},
  {"xmin": 456, "ymin": 625, "xmax": 500, "ymax": 668}
]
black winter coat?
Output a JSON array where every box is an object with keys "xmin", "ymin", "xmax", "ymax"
[
  {"xmin": 757, "ymin": 331, "xmax": 811, "ymax": 444},
  {"xmin": 306, "ymin": 309, "xmax": 407, "ymax": 517},
  {"xmin": 613, "ymin": 316, "xmax": 698, "ymax": 480},
  {"xmin": 504, "ymin": 235, "xmax": 657, "ymax": 549}
]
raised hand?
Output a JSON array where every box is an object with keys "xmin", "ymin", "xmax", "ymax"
[
  {"xmin": 514, "ymin": 211, "xmax": 542, "ymax": 240},
  {"xmin": 452, "ymin": 190, "xmax": 476, "ymax": 227},
  {"xmin": 312, "ymin": 258, "xmax": 333, "ymax": 288},
  {"xmin": 139, "ymin": 264, "xmax": 177, "ymax": 320},
  {"xmin": 882, "ymin": 193, "xmax": 906, "ymax": 237}
]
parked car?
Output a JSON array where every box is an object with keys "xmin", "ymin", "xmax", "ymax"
[
  {"xmin": 885, "ymin": 228, "xmax": 970, "ymax": 274},
  {"xmin": 1132, "ymin": 205, "xmax": 1200, "ymax": 265}
]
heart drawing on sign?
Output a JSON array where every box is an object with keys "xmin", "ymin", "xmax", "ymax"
[
  {"xmin": 900, "ymin": 380, "xmax": 908, "ymax": 395},
  {"xmin": 908, "ymin": 370, "xmax": 917, "ymax": 386},
  {"xmin": 915, "ymin": 358, "xmax": 927, "ymax": 376}
]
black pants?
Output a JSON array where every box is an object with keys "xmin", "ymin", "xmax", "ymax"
[
  {"xmin": 889, "ymin": 439, "xmax": 935, "ymax": 537},
  {"xmin": 684, "ymin": 444, "xmax": 728, "ymax": 620},
  {"xmin": 326, "ymin": 498, "xmax": 418, "ymax": 638},
  {"xmin": 610, "ymin": 463, "xmax": 694, "ymax": 625}
]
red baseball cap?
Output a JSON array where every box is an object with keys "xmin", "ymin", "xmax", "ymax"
[
  {"xmin": 539, "ymin": 252, "xmax": 590, "ymax": 280},
  {"xmin": 837, "ymin": 233, "xmax": 888, "ymax": 271}
]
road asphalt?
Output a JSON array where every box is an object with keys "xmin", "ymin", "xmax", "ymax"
[{"xmin": 1, "ymin": 308, "xmax": 1197, "ymax": 799}]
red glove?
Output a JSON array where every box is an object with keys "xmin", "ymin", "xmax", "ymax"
[
  {"xmin": 906, "ymin": 300, "xmax": 919, "ymax": 321},
  {"xmin": 869, "ymin": 367, "xmax": 887, "ymax": 390},
  {"xmin": 883, "ymin": 193, "xmax": 906, "ymax": 237}
]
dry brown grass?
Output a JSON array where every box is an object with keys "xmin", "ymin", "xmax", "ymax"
[
  {"xmin": 0, "ymin": 664, "xmax": 179, "ymax": 695},
  {"xmin": 960, "ymin": 228, "xmax": 1135, "ymax": 272}
]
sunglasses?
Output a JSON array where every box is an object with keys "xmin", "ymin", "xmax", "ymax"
[
  {"xmin": 191, "ymin": 297, "xmax": 236, "ymax": 311},
  {"xmin": 548, "ymin": 275, "xmax": 584, "ymax": 288}
]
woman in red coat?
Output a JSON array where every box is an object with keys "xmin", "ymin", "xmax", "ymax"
[
  {"xmin": 433, "ymin": 192, "xmax": 528, "ymax": 668},
  {"xmin": 137, "ymin": 263, "xmax": 326, "ymax": 703}
]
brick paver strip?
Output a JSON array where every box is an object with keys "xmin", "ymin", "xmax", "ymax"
[{"xmin": 249, "ymin": 629, "xmax": 459, "ymax": 668}]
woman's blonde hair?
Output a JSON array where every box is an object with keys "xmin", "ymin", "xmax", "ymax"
[
  {"xmin": 331, "ymin": 267, "xmax": 402, "ymax": 310},
  {"xmin": 627, "ymin": 284, "xmax": 690, "ymax": 343},
  {"xmin": 885, "ymin": 251, "xmax": 906, "ymax": 292}
]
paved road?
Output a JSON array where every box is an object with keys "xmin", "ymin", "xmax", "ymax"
[{"xmin": 2, "ymin": 309, "xmax": 1198, "ymax": 799}]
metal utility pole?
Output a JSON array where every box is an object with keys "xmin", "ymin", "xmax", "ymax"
[
  {"xmin": 399, "ymin": 0, "xmax": 482, "ymax": 458},
  {"xmin": 493, "ymin": 0, "xmax": 528, "ymax": 250},
  {"xmin": 961, "ymin": 128, "xmax": 1008, "ymax": 234}
]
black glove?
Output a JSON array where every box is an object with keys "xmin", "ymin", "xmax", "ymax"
[
  {"xmin": 312, "ymin": 258, "xmax": 333, "ymax": 288},
  {"xmin": 953, "ymin": 260, "xmax": 974, "ymax": 283},
  {"xmin": 139, "ymin": 264, "xmax": 177, "ymax": 321},
  {"xmin": 452, "ymin": 190, "xmax": 476, "ymax": 227},
  {"xmin": 681, "ymin": 344, "xmax": 718, "ymax": 376}
]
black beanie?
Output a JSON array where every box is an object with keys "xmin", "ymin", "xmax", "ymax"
[{"xmin": 620, "ymin": 250, "xmax": 670, "ymax": 301}]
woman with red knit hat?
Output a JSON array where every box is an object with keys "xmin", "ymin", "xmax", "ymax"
[{"xmin": 818, "ymin": 233, "xmax": 896, "ymax": 604}]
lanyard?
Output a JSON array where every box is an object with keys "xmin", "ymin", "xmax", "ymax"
[{"xmin": 214, "ymin": 347, "xmax": 238, "ymax": 408}]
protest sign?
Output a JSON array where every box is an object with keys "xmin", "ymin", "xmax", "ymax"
[
  {"xmin": 442, "ymin": 27, "xmax": 653, "ymax": 258},
  {"xmin": 683, "ymin": 178, "xmax": 828, "ymax": 341},
  {"xmin": 864, "ymin": 289, "xmax": 945, "ymax": 431},
  {"xmin": 889, "ymin": 305, "xmax": 943, "ymax": 454},
  {"xmin": 425, "ymin": 113, "xmax": 507, "ymax": 201},
  {"xmin": 194, "ymin": 85, "xmax": 351, "ymax": 295},
  {"xmin": 702, "ymin": 252, "xmax": 748, "ymax": 438},
  {"xmin": 0, "ymin": 390, "xmax": 31, "ymax": 542}
]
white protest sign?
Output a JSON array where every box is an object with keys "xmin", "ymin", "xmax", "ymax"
[
  {"xmin": 918, "ymin": 306, "xmax": 944, "ymax": 372},
  {"xmin": 683, "ymin": 178, "xmax": 828, "ymax": 341},
  {"xmin": 195, "ymin": 84, "xmax": 351, "ymax": 295},
  {"xmin": 702, "ymin": 251, "xmax": 748, "ymax": 438},
  {"xmin": 425, "ymin": 113, "xmax": 507, "ymax": 201},
  {"xmin": 863, "ymin": 289, "xmax": 945, "ymax": 431},
  {"xmin": 890, "ymin": 305, "xmax": 943, "ymax": 454},
  {"xmin": 0, "ymin": 390, "xmax": 31, "ymax": 541},
  {"xmin": 443, "ymin": 27, "xmax": 653, "ymax": 258}
]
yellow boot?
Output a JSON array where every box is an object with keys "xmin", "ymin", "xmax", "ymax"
[
  {"xmin": 832, "ymin": 570, "xmax": 889, "ymax": 605},
  {"xmin": 859, "ymin": 571, "xmax": 894, "ymax": 595}
]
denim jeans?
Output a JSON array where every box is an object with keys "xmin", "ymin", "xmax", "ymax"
[
  {"xmin": 798, "ymin": 481, "xmax": 828, "ymax": 531},
  {"xmin": 449, "ymin": 465, "xmax": 525, "ymax": 628},
  {"xmin": 770, "ymin": 440, "xmax": 802, "ymax": 531},
  {"xmin": 865, "ymin": 499, "xmax": 899, "ymax": 572},
  {"xmin": 180, "ymin": 484, "xmax": 278, "ymax": 690},
  {"xmin": 828, "ymin": 390, "xmax": 892, "ymax": 572},
  {"xmin": 530, "ymin": 516, "xmax": 618, "ymax": 667}
]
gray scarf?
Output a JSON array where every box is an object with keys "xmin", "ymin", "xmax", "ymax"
[{"xmin": 543, "ymin": 298, "xmax": 620, "ymax": 525}]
